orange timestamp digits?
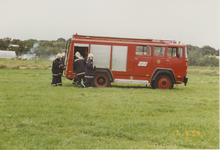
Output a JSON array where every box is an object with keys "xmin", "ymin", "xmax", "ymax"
[{"xmin": 185, "ymin": 130, "xmax": 200, "ymax": 136}]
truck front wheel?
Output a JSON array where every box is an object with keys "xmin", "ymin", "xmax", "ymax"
[
  {"xmin": 154, "ymin": 74, "xmax": 173, "ymax": 90},
  {"xmin": 94, "ymin": 73, "xmax": 110, "ymax": 87}
]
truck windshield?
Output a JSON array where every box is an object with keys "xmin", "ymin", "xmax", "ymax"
[{"xmin": 185, "ymin": 47, "xmax": 188, "ymax": 58}]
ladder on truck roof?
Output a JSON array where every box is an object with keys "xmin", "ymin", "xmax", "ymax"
[{"xmin": 72, "ymin": 33, "xmax": 175, "ymax": 44}]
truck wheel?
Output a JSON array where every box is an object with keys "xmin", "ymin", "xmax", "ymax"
[
  {"xmin": 150, "ymin": 82, "xmax": 156, "ymax": 89},
  {"xmin": 154, "ymin": 74, "xmax": 173, "ymax": 90},
  {"xmin": 94, "ymin": 73, "xmax": 110, "ymax": 87}
]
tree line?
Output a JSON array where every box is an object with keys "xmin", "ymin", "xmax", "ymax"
[
  {"xmin": 0, "ymin": 37, "xmax": 219, "ymax": 66},
  {"xmin": 0, "ymin": 37, "xmax": 71, "ymax": 59},
  {"xmin": 187, "ymin": 45, "xmax": 219, "ymax": 67}
]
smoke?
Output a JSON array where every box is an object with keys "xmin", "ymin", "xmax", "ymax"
[
  {"xmin": 21, "ymin": 54, "xmax": 37, "ymax": 60},
  {"xmin": 21, "ymin": 42, "xmax": 39, "ymax": 60},
  {"xmin": 21, "ymin": 42, "xmax": 56, "ymax": 61},
  {"xmin": 48, "ymin": 55, "xmax": 55, "ymax": 61},
  {"xmin": 30, "ymin": 42, "xmax": 39, "ymax": 54}
]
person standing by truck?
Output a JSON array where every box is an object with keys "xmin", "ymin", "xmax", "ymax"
[
  {"xmin": 60, "ymin": 53, "xmax": 66, "ymax": 76},
  {"xmin": 80, "ymin": 53, "xmax": 96, "ymax": 88},
  {"xmin": 74, "ymin": 52, "xmax": 86, "ymax": 86},
  {"xmin": 51, "ymin": 53, "xmax": 63, "ymax": 86}
]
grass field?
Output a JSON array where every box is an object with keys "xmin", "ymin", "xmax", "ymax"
[
  {"xmin": 0, "ymin": 59, "xmax": 219, "ymax": 149},
  {"xmin": 0, "ymin": 58, "xmax": 219, "ymax": 75}
]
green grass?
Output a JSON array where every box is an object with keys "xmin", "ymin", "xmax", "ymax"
[
  {"xmin": 0, "ymin": 68, "xmax": 219, "ymax": 149},
  {"xmin": 0, "ymin": 58, "xmax": 219, "ymax": 73}
]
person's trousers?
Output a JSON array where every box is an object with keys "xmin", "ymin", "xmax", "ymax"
[
  {"xmin": 82, "ymin": 78, "xmax": 93, "ymax": 87},
  {"xmin": 77, "ymin": 75, "xmax": 85, "ymax": 85},
  {"xmin": 51, "ymin": 74, "xmax": 62, "ymax": 86}
]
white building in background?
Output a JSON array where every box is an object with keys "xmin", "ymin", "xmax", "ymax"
[
  {"xmin": 9, "ymin": 44, "xmax": 19, "ymax": 48},
  {"xmin": 0, "ymin": 50, "xmax": 16, "ymax": 59}
]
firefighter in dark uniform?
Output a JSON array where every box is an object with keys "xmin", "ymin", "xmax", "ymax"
[
  {"xmin": 80, "ymin": 53, "xmax": 96, "ymax": 88},
  {"xmin": 73, "ymin": 52, "xmax": 86, "ymax": 86},
  {"xmin": 60, "ymin": 53, "xmax": 66, "ymax": 76},
  {"xmin": 51, "ymin": 53, "xmax": 63, "ymax": 86}
]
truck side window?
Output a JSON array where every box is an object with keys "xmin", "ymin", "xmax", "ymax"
[
  {"xmin": 136, "ymin": 46, "xmax": 146, "ymax": 55},
  {"xmin": 179, "ymin": 48, "xmax": 183, "ymax": 57},
  {"xmin": 136, "ymin": 46, "xmax": 151, "ymax": 56},
  {"xmin": 185, "ymin": 47, "xmax": 188, "ymax": 58},
  {"xmin": 154, "ymin": 47, "xmax": 165, "ymax": 56},
  {"xmin": 167, "ymin": 47, "xmax": 177, "ymax": 57}
]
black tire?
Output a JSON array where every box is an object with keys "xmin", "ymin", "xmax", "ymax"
[
  {"xmin": 154, "ymin": 74, "xmax": 173, "ymax": 90},
  {"xmin": 94, "ymin": 73, "xmax": 110, "ymax": 87},
  {"xmin": 150, "ymin": 82, "xmax": 156, "ymax": 89}
]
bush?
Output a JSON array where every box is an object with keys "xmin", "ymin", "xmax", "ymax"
[
  {"xmin": 188, "ymin": 50, "xmax": 202, "ymax": 66},
  {"xmin": 201, "ymin": 56, "xmax": 219, "ymax": 67},
  {"xmin": 188, "ymin": 50, "xmax": 219, "ymax": 67}
]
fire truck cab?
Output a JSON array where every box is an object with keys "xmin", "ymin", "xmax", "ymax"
[{"xmin": 65, "ymin": 34, "xmax": 188, "ymax": 89}]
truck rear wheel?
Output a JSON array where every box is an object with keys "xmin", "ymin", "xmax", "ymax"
[
  {"xmin": 154, "ymin": 74, "xmax": 173, "ymax": 90},
  {"xmin": 150, "ymin": 82, "xmax": 156, "ymax": 89},
  {"xmin": 94, "ymin": 73, "xmax": 110, "ymax": 87}
]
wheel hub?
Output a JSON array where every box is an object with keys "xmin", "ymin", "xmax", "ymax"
[
  {"xmin": 99, "ymin": 78, "xmax": 104, "ymax": 83},
  {"xmin": 158, "ymin": 78, "xmax": 170, "ymax": 89},
  {"xmin": 162, "ymin": 81, "xmax": 166, "ymax": 86}
]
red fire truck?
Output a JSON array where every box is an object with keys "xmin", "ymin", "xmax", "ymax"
[{"xmin": 64, "ymin": 34, "xmax": 188, "ymax": 89}]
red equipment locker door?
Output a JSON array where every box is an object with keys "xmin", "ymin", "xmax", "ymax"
[{"xmin": 133, "ymin": 56, "xmax": 152, "ymax": 77}]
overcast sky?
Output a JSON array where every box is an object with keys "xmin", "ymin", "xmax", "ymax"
[{"xmin": 0, "ymin": 0, "xmax": 219, "ymax": 49}]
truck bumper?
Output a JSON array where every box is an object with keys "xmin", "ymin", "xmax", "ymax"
[{"xmin": 184, "ymin": 76, "xmax": 188, "ymax": 86}]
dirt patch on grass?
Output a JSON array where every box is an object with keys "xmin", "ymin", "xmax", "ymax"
[
  {"xmin": 0, "ymin": 64, "xmax": 7, "ymax": 69},
  {"xmin": 188, "ymin": 69, "xmax": 219, "ymax": 75},
  {"xmin": 0, "ymin": 64, "xmax": 50, "ymax": 70}
]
